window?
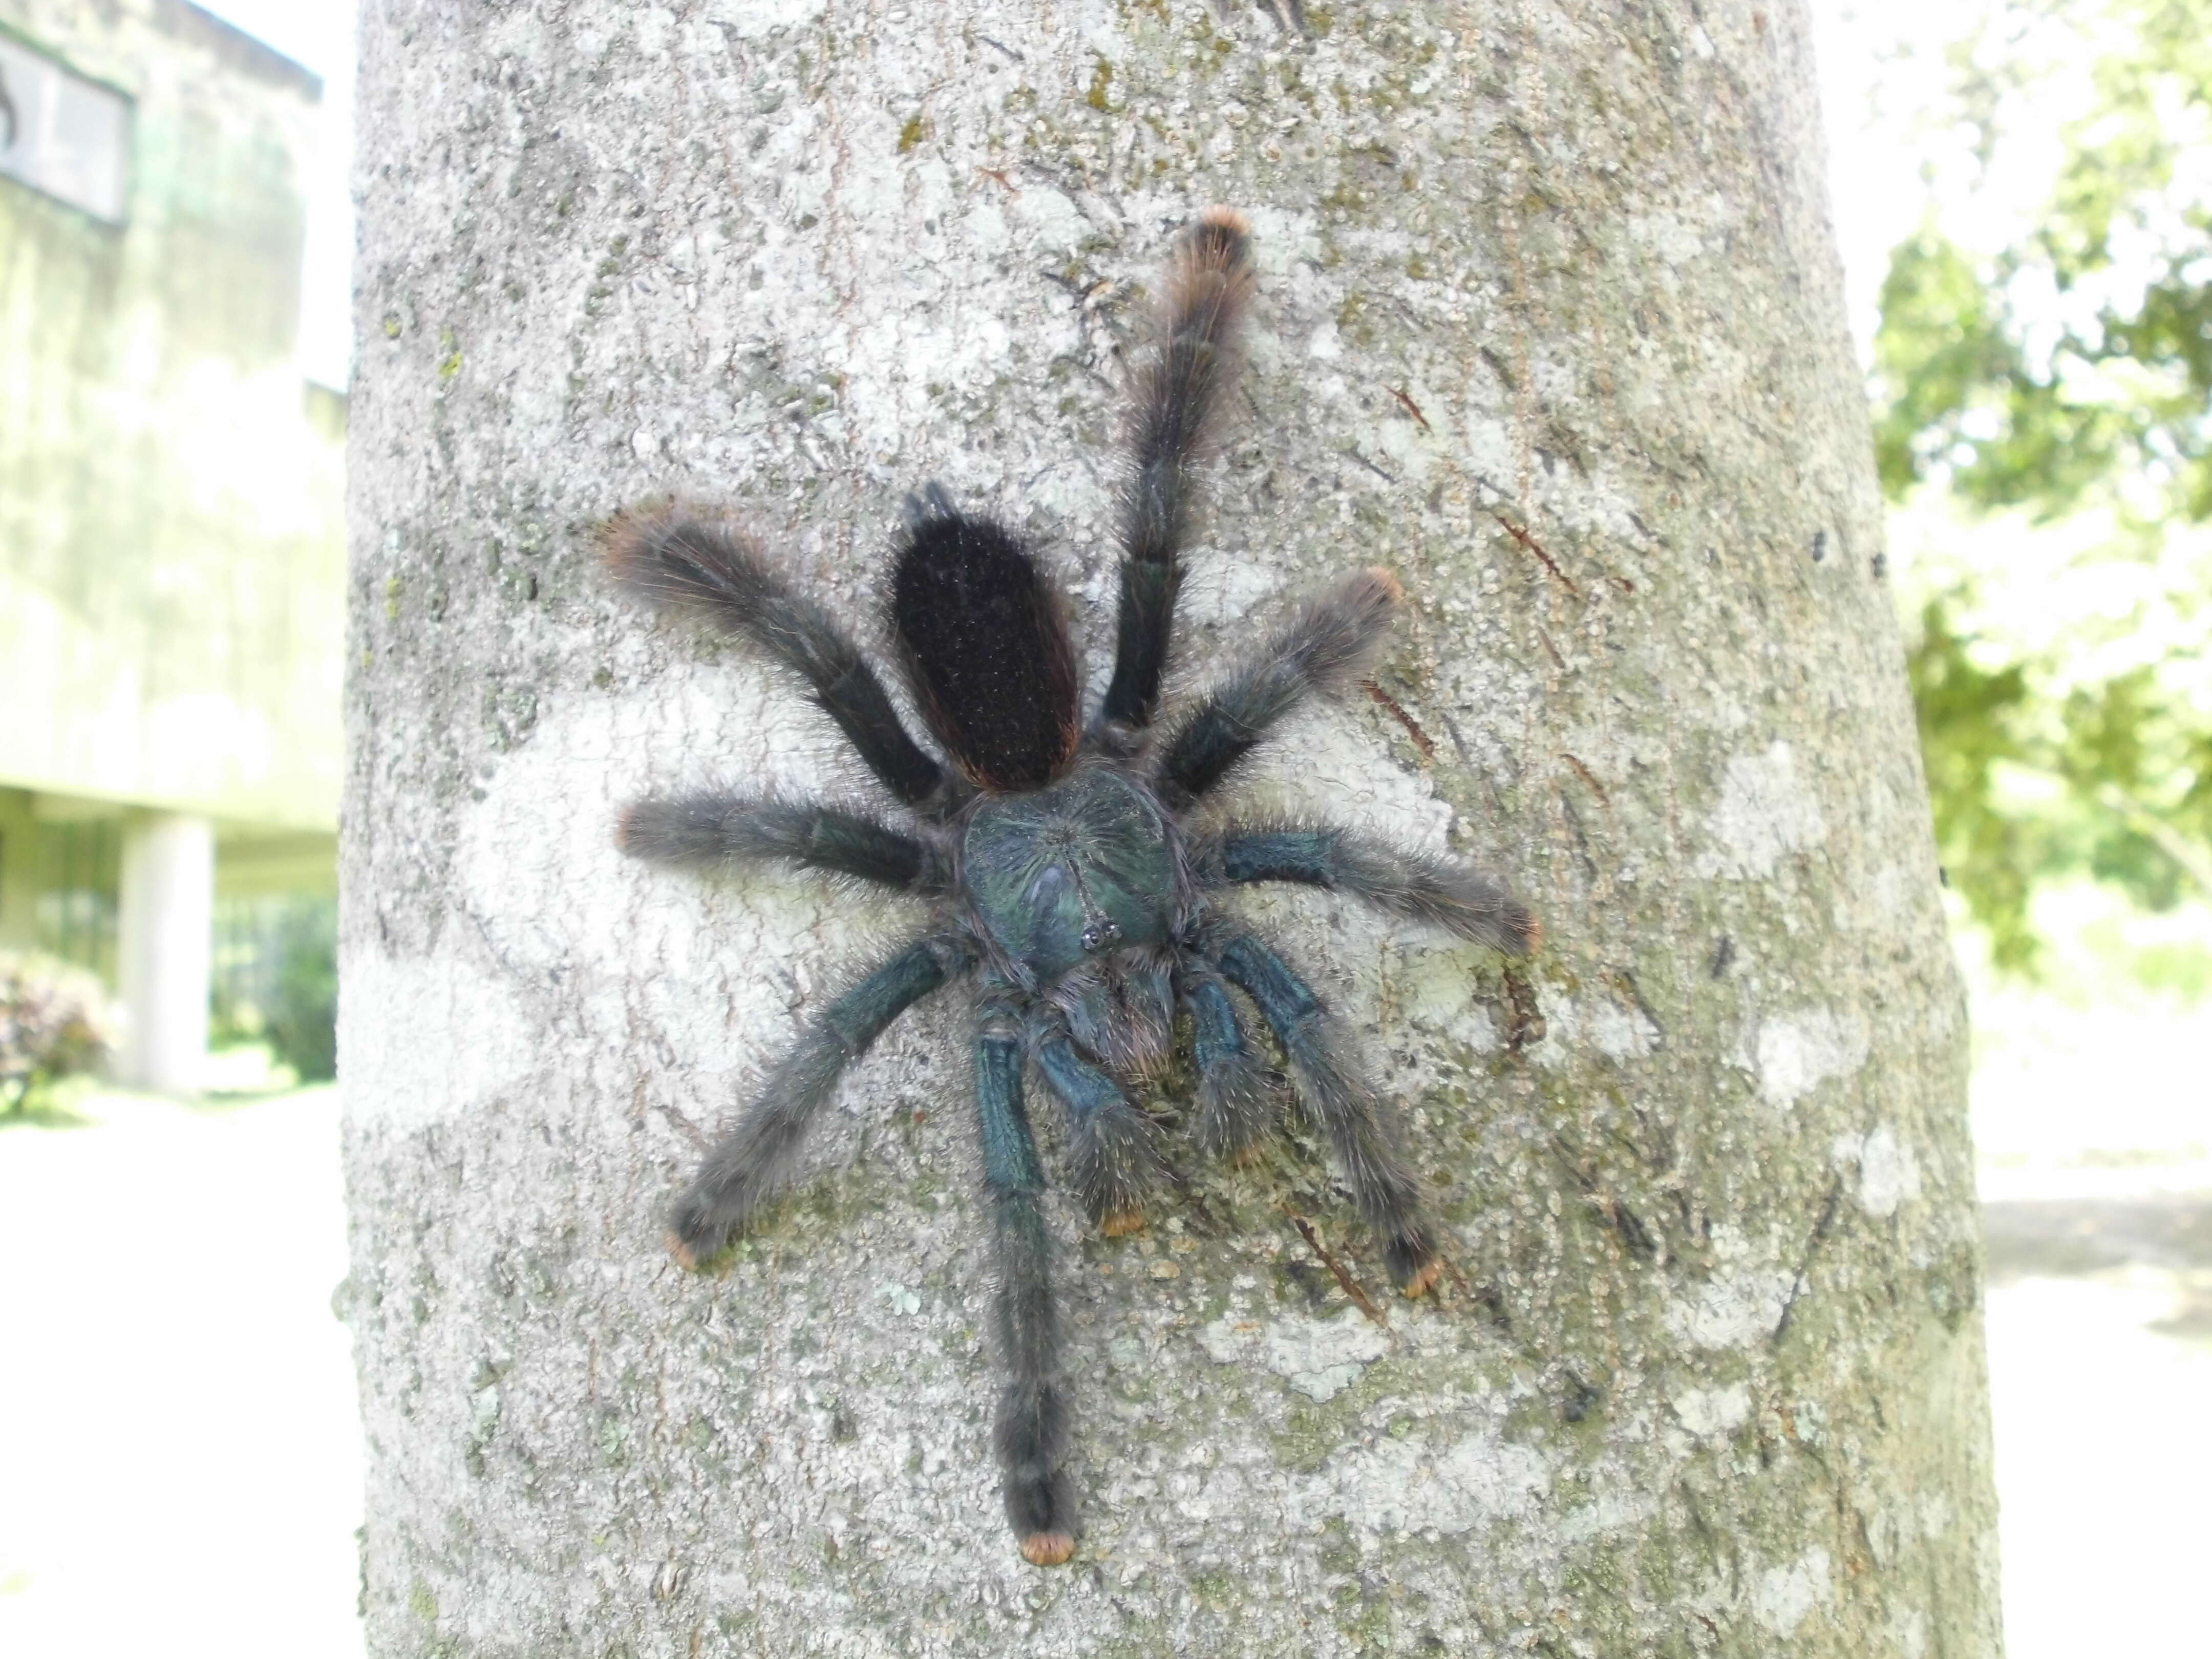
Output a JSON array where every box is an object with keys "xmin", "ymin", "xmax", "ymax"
[
  {"xmin": 34, "ymin": 818, "xmax": 121, "ymax": 985},
  {"xmin": 0, "ymin": 34, "xmax": 131, "ymax": 226}
]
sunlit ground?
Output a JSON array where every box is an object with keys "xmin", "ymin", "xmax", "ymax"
[
  {"xmin": 1967, "ymin": 888, "xmax": 2212, "ymax": 1658},
  {"xmin": 0, "ymin": 1078, "xmax": 364, "ymax": 1659},
  {"xmin": 3, "ymin": 939, "xmax": 2207, "ymax": 1657}
]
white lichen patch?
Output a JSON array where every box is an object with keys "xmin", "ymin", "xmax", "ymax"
[
  {"xmin": 1670, "ymin": 1382, "xmax": 1751, "ymax": 1437},
  {"xmin": 1559, "ymin": 1485, "xmax": 1659, "ymax": 1543},
  {"xmin": 1753, "ymin": 1009, "xmax": 1869, "ymax": 1110},
  {"xmin": 338, "ymin": 943, "xmax": 535, "ymax": 1131},
  {"xmin": 1694, "ymin": 741, "xmax": 1826, "ymax": 878},
  {"xmin": 1832, "ymin": 1125, "xmax": 1924, "ymax": 1218},
  {"xmin": 1008, "ymin": 184, "xmax": 1087, "ymax": 255},
  {"xmin": 1628, "ymin": 210, "xmax": 1708, "ymax": 300},
  {"xmin": 1752, "ymin": 1547, "xmax": 1833, "ymax": 1637},
  {"xmin": 1198, "ymin": 1308, "xmax": 1389, "ymax": 1402},
  {"xmin": 1918, "ymin": 1488, "xmax": 1956, "ymax": 1540},
  {"xmin": 706, "ymin": 0, "xmax": 826, "ymax": 40},
  {"xmin": 1668, "ymin": 1265, "xmax": 1797, "ymax": 1350},
  {"xmin": 1291, "ymin": 1429, "xmax": 1550, "ymax": 1536},
  {"xmin": 350, "ymin": 684, "xmax": 898, "ymax": 1136},
  {"xmin": 1590, "ymin": 997, "xmax": 1662, "ymax": 1062},
  {"xmin": 1867, "ymin": 860, "xmax": 1911, "ymax": 923},
  {"xmin": 1528, "ymin": 986, "xmax": 1660, "ymax": 1069},
  {"xmin": 1399, "ymin": 952, "xmax": 1503, "ymax": 1050}
]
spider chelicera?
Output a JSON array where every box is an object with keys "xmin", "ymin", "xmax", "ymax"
[{"xmin": 605, "ymin": 209, "xmax": 1538, "ymax": 1565}]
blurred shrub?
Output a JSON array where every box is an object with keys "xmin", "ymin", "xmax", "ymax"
[
  {"xmin": 1, "ymin": 952, "xmax": 120, "ymax": 1111},
  {"xmin": 1873, "ymin": 0, "xmax": 2212, "ymax": 972},
  {"xmin": 264, "ymin": 898, "xmax": 337, "ymax": 1084}
]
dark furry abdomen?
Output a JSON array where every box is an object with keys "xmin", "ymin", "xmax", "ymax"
[{"xmin": 891, "ymin": 493, "xmax": 1079, "ymax": 792}]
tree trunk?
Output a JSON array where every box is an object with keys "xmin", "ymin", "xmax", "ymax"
[{"xmin": 342, "ymin": 2, "xmax": 2001, "ymax": 1654}]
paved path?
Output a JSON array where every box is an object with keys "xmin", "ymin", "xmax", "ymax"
[
  {"xmin": 2, "ymin": 1086, "xmax": 2206, "ymax": 1656},
  {"xmin": 1983, "ymin": 1194, "xmax": 2212, "ymax": 1658},
  {"xmin": 0, "ymin": 1089, "xmax": 365, "ymax": 1659}
]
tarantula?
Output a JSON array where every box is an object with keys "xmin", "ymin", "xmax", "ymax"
[{"xmin": 605, "ymin": 209, "xmax": 1538, "ymax": 1566}]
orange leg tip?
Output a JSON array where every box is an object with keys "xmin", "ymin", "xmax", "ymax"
[
  {"xmin": 1099, "ymin": 1210, "xmax": 1146, "ymax": 1239},
  {"xmin": 1401, "ymin": 1258, "xmax": 1442, "ymax": 1299},
  {"xmin": 1019, "ymin": 1532, "xmax": 1076, "ymax": 1567},
  {"xmin": 1198, "ymin": 204, "xmax": 1251, "ymax": 237},
  {"xmin": 1362, "ymin": 565, "xmax": 1407, "ymax": 606},
  {"xmin": 665, "ymin": 1229, "xmax": 702, "ymax": 1271}
]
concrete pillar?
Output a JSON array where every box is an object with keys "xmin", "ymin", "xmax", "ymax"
[{"xmin": 117, "ymin": 812, "xmax": 214, "ymax": 1093}]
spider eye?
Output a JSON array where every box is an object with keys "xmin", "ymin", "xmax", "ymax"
[{"xmin": 1080, "ymin": 918, "xmax": 1122, "ymax": 953}]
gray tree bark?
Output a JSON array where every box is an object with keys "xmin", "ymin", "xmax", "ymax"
[{"xmin": 341, "ymin": 2, "xmax": 2001, "ymax": 1655}]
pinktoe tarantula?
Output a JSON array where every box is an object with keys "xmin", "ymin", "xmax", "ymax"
[{"xmin": 605, "ymin": 209, "xmax": 1538, "ymax": 1566}]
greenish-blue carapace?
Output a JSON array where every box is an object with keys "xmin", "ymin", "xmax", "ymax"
[{"xmin": 962, "ymin": 767, "xmax": 1179, "ymax": 985}]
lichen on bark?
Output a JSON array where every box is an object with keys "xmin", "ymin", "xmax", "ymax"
[{"xmin": 343, "ymin": 1, "xmax": 2002, "ymax": 1654}]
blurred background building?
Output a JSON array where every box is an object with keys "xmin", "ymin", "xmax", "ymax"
[{"xmin": 0, "ymin": 0, "xmax": 343, "ymax": 1092}]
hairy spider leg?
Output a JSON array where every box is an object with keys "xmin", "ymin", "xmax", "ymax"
[
  {"xmin": 974, "ymin": 1026, "xmax": 1076, "ymax": 1566},
  {"xmin": 1032, "ymin": 1031, "xmax": 1168, "ymax": 1234},
  {"xmin": 1181, "ymin": 970, "xmax": 1277, "ymax": 1161},
  {"xmin": 1197, "ymin": 826, "xmax": 1539, "ymax": 956},
  {"xmin": 890, "ymin": 486, "xmax": 1079, "ymax": 794},
  {"xmin": 1098, "ymin": 208, "xmax": 1257, "ymax": 737},
  {"xmin": 1155, "ymin": 567, "xmax": 1403, "ymax": 809},
  {"xmin": 1210, "ymin": 930, "xmax": 1441, "ymax": 1296},
  {"xmin": 619, "ymin": 792, "xmax": 948, "ymax": 895},
  {"xmin": 666, "ymin": 935, "xmax": 970, "ymax": 1264},
  {"xmin": 602, "ymin": 511, "xmax": 948, "ymax": 811}
]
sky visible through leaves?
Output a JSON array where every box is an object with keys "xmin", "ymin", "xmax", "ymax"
[{"xmin": 1855, "ymin": 0, "xmax": 2212, "ymax": 977}]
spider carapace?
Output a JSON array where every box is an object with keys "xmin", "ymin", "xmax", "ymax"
[
  {"xmin": 967, "ymin": 769, "xmax": 1178, "ymax": 980},
  {"xmin": 605, "ymin": 209, "xmax": 1538, "ymax": 1566}
]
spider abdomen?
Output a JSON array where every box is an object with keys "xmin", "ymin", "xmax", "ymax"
[{"xmin": 963, "ymin": 768, "xmax": 1181, "ymax": 986}]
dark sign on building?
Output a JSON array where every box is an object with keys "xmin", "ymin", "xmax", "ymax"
[{"xmin": 0, "ymin": 33, "xmax": 130, "ymax": 224}]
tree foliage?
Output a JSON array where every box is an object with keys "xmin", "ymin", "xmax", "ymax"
[
  {"xmin": 1873, "ymin": 0, "xmax": 2212, "ymax": 969},
  {"xmin": 266, "ymin": 897, "xmax": 338, "ymax": 1084}
]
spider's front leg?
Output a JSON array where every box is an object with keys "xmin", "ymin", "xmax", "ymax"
[
  {"xmin": 1095, "ymin": 208, "xmax": 1256, "ymax": 743},
  {"xmin": 974, "ymin": 1017, "xmax": 1075, "ymax": 1565},
  {"xmin": 1209, "ymin": 928, "xmax": 1441, "ymax": 1295},
  {"xmin": 620, "ymin": 792, "xmax": 951, "ymax": 895},
  {"xmin": 1180, "ymin": 968, "xmax": 1276, "ymax": 1162},
  {"xmin": 602, "ymin": 508, "xmax": 950, "ymax": 812},
  {"xmin": 666, "ymin": 933, "xmax": 970, "ymax": 1265},
  {"xmin": 1032, "ymin": 1029, "xmax": 1169, "ymax": 1237}
]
